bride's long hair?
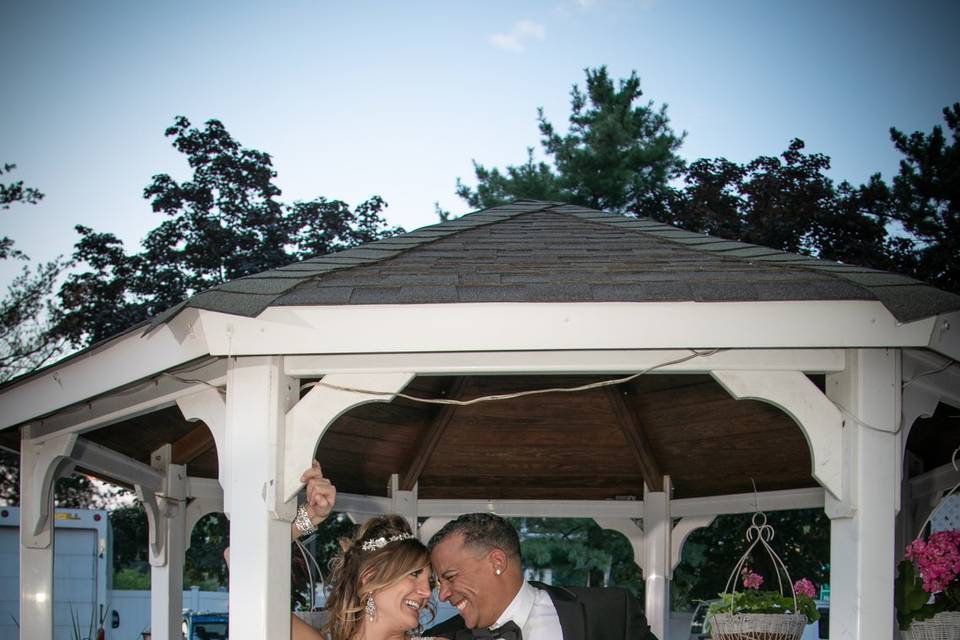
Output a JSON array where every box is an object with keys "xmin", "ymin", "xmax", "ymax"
[{"xmin": 323, "ymin": 515, "xmax": 435, "ymax": 640}]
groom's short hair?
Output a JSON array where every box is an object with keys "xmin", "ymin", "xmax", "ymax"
[{"xmin": 428, "ymin": 512, "xmax": 521, "ymax": 559}]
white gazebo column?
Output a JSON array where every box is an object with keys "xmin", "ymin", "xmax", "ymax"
[
  {"xmin": 596, "ymin": 478, "xmax": 671, "ymax": 639},
  {"xmin": 825, "ymin": 348, "xmax": 901, "ymax": 640},
  {"xmin": 139, "ymin": 444, "xmax": 187, "ymax": 640},
  {"xmin": 643, "ymin": 478, "xmax": 671, "ymax": 640},
  {"xmin": 389, "ymin": 473, "xmax": 418, "ymax": 531},
  {"xmin": 19, "ymin": 433, "xmax": 76, "ymax": 640},
  {"xmin": 225, "ymin": 356, "xmax": 297, "ymax": 640}
]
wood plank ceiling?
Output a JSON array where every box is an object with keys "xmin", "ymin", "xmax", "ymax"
[{"xmin": 73, "ymin": 373, "xmax": 819, "ymax": 500}]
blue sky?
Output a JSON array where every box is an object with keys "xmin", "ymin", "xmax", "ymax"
[{"xmin": 2, "ymin": 0, "xmax": 958, "ymax": 287}]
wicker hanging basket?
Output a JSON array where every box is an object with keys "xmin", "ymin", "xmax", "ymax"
[
  {"xmin": 707, "ymin": 512, "xmax": 808, "ymax": 640},
  {"xmin": 901, "ymin": 612, "xmax": 960, "ymax": 640},
  {"xmin": 710, "ymin": 612, "xmax": 807, "ymax": 640}
]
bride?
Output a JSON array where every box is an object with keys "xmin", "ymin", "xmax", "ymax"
[{"xmin": 293, "ymin": 463, "xmax": 437, "ymax": 640}]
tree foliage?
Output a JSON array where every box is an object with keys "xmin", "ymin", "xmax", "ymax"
[
  {"xmin": 111, "ymin": 504, "xmax": 231, "ymax": 590},
  {"xmin": 887, "ymin": 103, "xmax": 960, "ymax": 292},
  {"xmin": 512, "ymin": 517, "xmax": 643, "ymax": 596},
  {"xmin": 667, "ymin": 139, "xmax": 894, "ymax": 271},
  {"xmin": 53, "ymin": 116, "xmax": 403, "ymax": 347},
  {"xmin": 0, "ymin": 163, "xmax": 65, "ymax": 381},
  {"xmin": 1, "ymin": 163, "xmax": 44, "ymax": 260},
  {"xmin": 456, "ymin": 67, "xmax": 685, "ymax": 216}
]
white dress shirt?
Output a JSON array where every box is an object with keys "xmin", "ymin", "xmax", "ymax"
[{"xmin": 491, "ymin": 580, "xmax": 563, "ymax": 640}]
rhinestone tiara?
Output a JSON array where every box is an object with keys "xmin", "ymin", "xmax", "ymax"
[{"xmin": 360, "ymin": 532, "xmax": 416, "ymax": 552}]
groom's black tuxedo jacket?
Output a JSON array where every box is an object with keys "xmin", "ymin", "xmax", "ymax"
[{"xmin": 424, "ymin": 581, "xmax": 657, "ymax": 640}]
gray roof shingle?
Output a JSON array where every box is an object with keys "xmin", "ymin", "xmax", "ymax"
[{"xmin": 149, "ymin": 200, "xmax": 960, "ymax": 327}]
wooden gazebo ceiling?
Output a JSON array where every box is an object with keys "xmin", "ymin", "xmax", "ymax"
[
  {"xmin": 315, "ymin": 374, "xmax": 815, "ymax": 500},
  {"xmin": 70, "ymin": 374, "xmax": 819, "ymax": 500}
]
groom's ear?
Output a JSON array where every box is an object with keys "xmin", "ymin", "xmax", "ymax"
[{"xmin": 488, "ymin": 548, "xmax": 509, "ymax": 574}]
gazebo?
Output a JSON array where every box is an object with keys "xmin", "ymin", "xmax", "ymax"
[{"xmin": 2, "ymin": 200, "xmax": 959, "ymax": 640}]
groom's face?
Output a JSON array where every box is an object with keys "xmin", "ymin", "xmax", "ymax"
[{"xmin": 431, "ymin": 532, "xmax": 506, "ymax": 629}]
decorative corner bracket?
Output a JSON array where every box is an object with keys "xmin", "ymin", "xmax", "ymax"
[
  {"xmin": 711, "ymin": 370, "xmax": 845, "ymax": 501},
  {"xmin": 20, "ymin": 432, "xmax": 78, "ymax": 548},
  {"xmin": 282, "ymin": 372, "xmax": 415, "ymax": 503}
]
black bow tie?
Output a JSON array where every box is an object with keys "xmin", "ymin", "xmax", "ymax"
[{"xmin": 455, "ymin": 620, "xmax": 522, "ymax": 640}]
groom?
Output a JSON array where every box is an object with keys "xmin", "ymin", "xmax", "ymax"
[{"xmin": 423, "ymin": 513, "xmax": 657, "ymax": 640}]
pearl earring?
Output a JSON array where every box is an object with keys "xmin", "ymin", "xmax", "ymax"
[{"xmin": 495, "ymin": 568, "xmax": 502, "ymax": 575}]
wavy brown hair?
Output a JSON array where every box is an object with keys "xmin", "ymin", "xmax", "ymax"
[{"xmin": 323, "ymin": 515, "xmax": 434, "ymax": 640}]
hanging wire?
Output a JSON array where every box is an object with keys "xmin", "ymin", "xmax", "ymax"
[
  {"xmin": 903, "ymin": 359, "xmax": 957, "ymax": 389},
  {"xmin": 300, "ymin": 348, "xmax": 725, "ymax": 406}
]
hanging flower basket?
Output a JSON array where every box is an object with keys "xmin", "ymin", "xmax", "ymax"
[
  {"xmin": 710, "ymin": 611, "xmax": 808, "ymax": 640},
  {"xmin": 897, "ymin": 449, "xmax": 960, "ymax": 639},
  {"xmin": 901, "ymin": 611, "xmax": 960, "ymax": 640},
  {"xmin": 706, "ymin": 513, "xmax": 819, "ymax": 640}
]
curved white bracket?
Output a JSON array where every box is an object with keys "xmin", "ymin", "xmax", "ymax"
[
  {"xmin": 711, "ymin": 370, "xmax": 844, "ymax": 500},
  {"xmin": 136, "ymin": 485, "xmax": 168, "ymax": 566},
  {"xmin": 21, "ymin": 433, "xmax": 78, "ymax": 546},
  {"xmin": 138, "ymin": 447, "xmax": 187, "ymax": 567},
  {"xmin": 901, "ymin": 383, "xmax": 940, "ymax": 462},
  {"xmin": 594, "ymin": 518, "xmax": 644, "ymax": 570},
  {"xmin": 283, "ymin": 372, "xmax": 415, "ymax": 502},
  {"xmin": 176, "ymin": 388, "xmax": 228, "ymax": 509},
  {"xmin": 185, "ymin": 497, "xmax": 225, "ymax": 551},
  {"xmin": 671, "ymin": 515, "xmax": 715, "ymax": 573}
]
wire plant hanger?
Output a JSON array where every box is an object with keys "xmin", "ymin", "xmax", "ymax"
[
  {"xmin": 722, "ymin": 512, "xmax": 799, "ymax": 615},
  {"xmin": 707, "ymin": 483, "xmax": 809, "ymax": 640}
]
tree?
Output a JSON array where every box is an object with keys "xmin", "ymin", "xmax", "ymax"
[
  {"xmin": 886, "ymin": 103, "xmax": 960, "ymax": 292},
  {"xmin": 666, "ymin": 140, "xmax": 893, "ymax": 270},
  {"xmin": 1, "ymin": 163, "xmax": 44, "ymax": 259},
  {"xmin": 0, "ymin": 164, "xmax": 65, "ymax": 381},
  {"xmin": 513, "ymin": 517, "xmax": 643, "ymax": 596},
  {"xmin": 53, "ymin": 116, "xmax": 404, "ymax": 347},
  {"xmin": 456, "ymin": 67, "xmax": 685, "ymax": 216}
]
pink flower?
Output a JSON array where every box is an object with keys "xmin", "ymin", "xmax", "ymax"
[
  {"xmin": 793, "ymin": 578, "xmax": 816, "ymax": 599},
  {"xmin": 905, "ymin": 530, "xmax": 960, "ymax": 594},
  {"xmin": 741, "ymin": 567, "xmax": 764, "ymax": 590}
]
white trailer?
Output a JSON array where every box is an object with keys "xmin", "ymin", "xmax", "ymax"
[{"xmin": 0, "ymin": 506, "xmax": 110, "ymax": 640}]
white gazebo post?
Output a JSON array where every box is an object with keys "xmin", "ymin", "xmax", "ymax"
[
  {"xmin": 224, "ymin": 356, "xmax": 297, "ymax": 640},
  {"xmin": 138, "ymin": 444, "xmax": 187, "ymax": 640},
  {"xmin": 19, "ymin": 432, "xmax": 76, "ymax": 640},
  {"xmin": 389, "ymin": 473, "xmax": 418, "ymax": 531},
  {"xmin": 825, "ymin": 348, "xmax": 901, "ymax": 640},
  {"xmin": 642, "ymin": 477, "xmax": 671, "ymax": 640}
]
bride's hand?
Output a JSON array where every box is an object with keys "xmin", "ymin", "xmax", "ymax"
[{"xmin": 301, "ymin": 460, "xmax": 336, "ymax": 526}]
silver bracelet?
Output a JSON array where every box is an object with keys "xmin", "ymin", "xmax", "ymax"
[{"xmin": 294, "ymin": 505, "xmax": 318, "ymax": 537}]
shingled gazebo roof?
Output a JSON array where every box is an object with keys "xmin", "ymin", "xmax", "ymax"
[
  {"xmin": 3, "ymin": 200, "xmax": 958, "ymax": 503},
  {"xmin": 150, "ymin": 200, "xmax": 960, "ymax": 328}
]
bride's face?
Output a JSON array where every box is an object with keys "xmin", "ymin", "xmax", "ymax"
[{"xmin": 372, "ymin": 566, "xmax": 433, "ymax": 631}]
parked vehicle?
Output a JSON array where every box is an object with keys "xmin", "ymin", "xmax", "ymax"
[
  {"xmin": 182, "ymin": 611, "xmax": 228, "ymax": 640},
  {"xmin": 689, "ymin": 599, "xmax": 830, "ymax": 639}
]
